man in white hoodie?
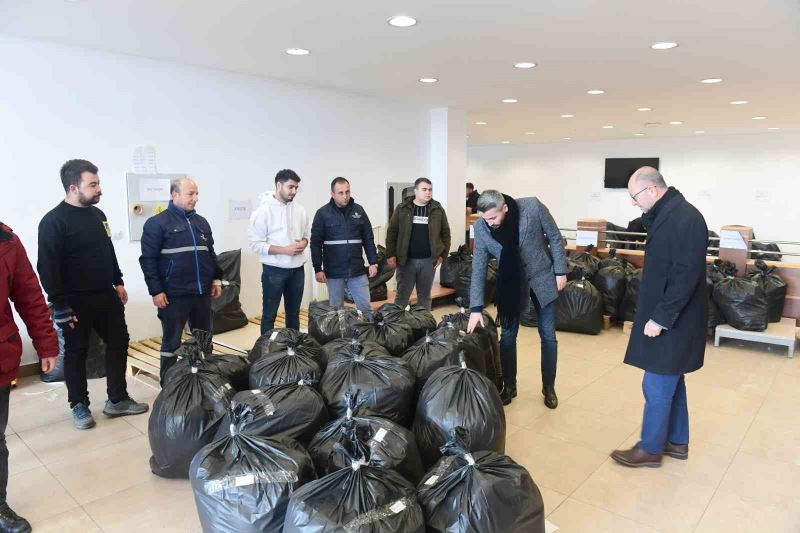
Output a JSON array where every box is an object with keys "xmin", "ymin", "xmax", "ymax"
[{"xmin": 248, "ymin": 169, "xmax": 310, "ymax": 334}]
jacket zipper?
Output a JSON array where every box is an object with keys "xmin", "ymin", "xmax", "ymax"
[{"xmin": 185, "ymin": 214, "xmax": 203, "ymax": 295}]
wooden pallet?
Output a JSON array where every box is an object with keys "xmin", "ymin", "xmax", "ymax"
[
  {"xmin": 248, "ymin": 309, "xmax": 310, "ymax": 329},
  {"xmin": 370, "ymin": 282, "xmax": 455, "ymax": 310}
]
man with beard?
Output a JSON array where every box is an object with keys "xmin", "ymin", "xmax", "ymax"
[
  {"xmin": 140, "ymin": 177, "xmax": 223, "ymax": 383},
  {"xmin": 466, "ymin": 190, "xmax": 568, "ymax": 408},
  {"xmin": 38, "ymin": 159, "xmax": 148, "ymax": 430},
  {"xmin": 248, "ymin": 169, "xmax": 310, "ymax": 333}
]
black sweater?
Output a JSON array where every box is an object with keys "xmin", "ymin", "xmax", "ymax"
[{"xmin": 37, "ymin": 202, "xmax": 123, "ymax": 307}]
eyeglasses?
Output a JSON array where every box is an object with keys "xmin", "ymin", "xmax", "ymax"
[{"xmin": 630, "ymin": 185, "xmax": 653, "ymax": 202}]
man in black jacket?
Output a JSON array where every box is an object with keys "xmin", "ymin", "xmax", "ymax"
[
  {"xmin": 38, "ymin": 159, "xmax": 148, "ymax": 430},
  {"xmin": 139, "ymin": 178, "xmax": 223, "ymax": 383},
  {"xmin": 611, "ymin": 167, "xmax": 708, "ymax": 468},
  {"xmin": 310, "ymin": 177, "xmax": 377, "ymax": 315},
  {"xmin": 466, "ymin": 182, "xmax": 480, "ymax": 214}
]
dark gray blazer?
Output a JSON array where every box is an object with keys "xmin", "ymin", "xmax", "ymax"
[{"xmin": 470, "ymin": 197, "xmax": 568, "ymax": 312}]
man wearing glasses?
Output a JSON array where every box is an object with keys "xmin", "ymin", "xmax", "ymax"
[
  {"xmin": 612, "ymin": 167, "xmax": 708, "ymax": 468},
  {"xmin": 248, "ymin": 169, "xmax": 310, "ymax": 333}
]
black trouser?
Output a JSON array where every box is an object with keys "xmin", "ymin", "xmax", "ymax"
[
  {"xmin": 157, "ymin": 294, "xmax": 212, "ymax": 383},
  {"xmin": 62, "ymin": 290, "xmax": 130, "ymax": 408},
  {"xmin": 0, "ymin": 385, "xmax": 9, "ymax": 505}
]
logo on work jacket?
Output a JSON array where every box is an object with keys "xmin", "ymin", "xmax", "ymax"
[
  {"xmin": 102, "ymin": 221, "xmax": 111, "ymax": 237},
  {"xmin": 352, "ymin": 212, "xmax": 362, "ymax": 219},
  {"xmin": 199, "ymin": 233, "xmax": 207, "ymax": 242}
]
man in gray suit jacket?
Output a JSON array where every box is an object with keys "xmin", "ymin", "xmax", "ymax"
[{"xmin": 467, "ymin": 190, "xmax": 568, "ymax": 408}]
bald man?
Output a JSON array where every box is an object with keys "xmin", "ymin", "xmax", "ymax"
[
  {"xmin": 140, "ymin": 178, "xmax": 223, "ymax": 383},
  {"xmin": 611, "ymin": 167, "xmax": 708, "ymax": 468}
]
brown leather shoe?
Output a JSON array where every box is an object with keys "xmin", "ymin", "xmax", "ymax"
[
  {"xmin": 663, "ymin": 442, "xmax": 689, "ymax": 460},
  {"xmin": 610, "ymin": 446, "xmax": 662, "ymax": 468}
]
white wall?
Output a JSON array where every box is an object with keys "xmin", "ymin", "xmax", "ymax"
[
  {"xmin": 0, "ymin": 35, "xmax": 431, "ymax": 364},
  {"xmin": 468, "ymin": 133, "xmax": 800, "ymax": 242}
]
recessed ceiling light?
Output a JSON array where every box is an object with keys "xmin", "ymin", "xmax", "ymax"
[
  {"xmin": 418, "ymin": 78, "xmax": 438, "ymax": 83},
  {"xmin": 502, "ymin": 98, "xmax": 518, "ymax": 103},
  {"xmin": 560, "ymin": 114, "xmax": 575, "ymax": 118},
  {"xmin": 730, "ymin": 100, "xmax": 749, "ymax": 105},
  {"xmin": 525, "ymin": 131, "xmax": 536, "ymax": 135},
  {"xmin": 633, "ymin": 133, "xmax": 645, "ymax": 136},
  {"xmin": 651, "ymin": 42, "xmax": 678, "ymax": 50},
  {"xmin": 637, "ymin": 107, "xmax": 652, "ymax": 112},
  {"xmin": 285, "ymin": 48, "xmax": 310, "ymax": 56},
  {"xmin": 475, "ymin": 121, "xmax": 488, "ymax": 125},
  {"xmin": 669, "ymin": 121, "xmax": 683, "ymax": 125},
  {"xmin": 701, "ymin": 78, "xmax": 723, "ymax": 84},
  {"xmin": 501, "ymin": 141, "xmax": 511, "ymax": 144},
  {"xmin": 695, "ymin": 130, "xmax": 705, "ymax": 134},
  {"xmin": 768, "ymin": 127, "xmax": 780, "ymax": 131},
  {"xmin": 587, "ymin": 89, "xmax": 605, "ymax": 95},
  {"xmin": 388, "ymin": 15, "xmax": 417, "ymax": 27},
  {"xmin": 563, "ymin": 137, "xmax": 572, "ymax": 141},
  {"xmin": 751, "ymin": 116, "xmax": 767, "ymax": 120},
  {"xmin": 602, "ymin": 125, "xmax": 614, "ymax": 129},
  {"xmin": 645, "ymin": 122, "xmax": 661, "ymax": 127},
  {"xmin": 514, "ymin": 62, "xmax": 537, "ymax": 69}
]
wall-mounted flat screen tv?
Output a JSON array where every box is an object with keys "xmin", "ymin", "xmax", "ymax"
[{"xmin": 604, "ymin": 158, "xmax": 660, "ymax": 188}]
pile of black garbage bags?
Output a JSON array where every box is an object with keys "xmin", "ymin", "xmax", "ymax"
[
  {"xmin": 152, "ymin": 306, "xmax": 546, "ymax": 532},
  {"xmin": 440, "ymin": 244, "xmax": 499, "ymax": 304},
  {"xmin": 707, "ymin": 259, "xmax": 787, "ymax": 331}
]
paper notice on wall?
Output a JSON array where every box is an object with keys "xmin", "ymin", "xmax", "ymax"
[
  {"xmin": 589, "ymin": 191, "xmax": 602, "ymax": 201},
  {"xmin": 139, "ymin": 178, "xmax": 171, "ymax": 201},
  {"xmin": 576, "ymin": 230, "xmax": 598, "ymax": 247},
  {"xmin": 754, "ymin": 189, "xmax": 770, "ymax": 202},
  {"xmin": 229, "ymin": 199, "xmax": 252, "ymax": 221},
  {"xmin": 719, "ymin": 230, "xmax": 747, "ymax": 250},
  {"xmin": 132, "ymin": 146, "xmax": 157, "ymax": 173}
]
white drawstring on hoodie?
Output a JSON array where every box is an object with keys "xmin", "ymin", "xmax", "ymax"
[{"xmin": 247, "ymin": 191, "xmax": 310, "ymax": 269}]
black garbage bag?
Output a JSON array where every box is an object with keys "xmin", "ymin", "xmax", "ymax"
[
  {"xmin": 249, "ymin": 345, "xmax": 322, "ymax": 389},
  {"xmin": 413, "ymin": 357, "xmax": 506, "ymax": 468},
  {"xmin": 747, "ymin": 260, "xmax": 787, "ymax": 322},
  {"xmin": 323, "ymin": 337, "xmax": 391, "ymax": 361},
  {"xmin": 308, "ymin": 391, "xmax": 425, "ymax": 485},
  {"xmin": 706, "ymin": 278, "xmax": 725, "ymax": 329},
  {"xmin": 283, "ymin": 440, "xmax": 425, "ymax": 533},
  {"xmin": 401, "ymin": 327, "xmax": 486, "ymax": 397},
  {"xmin": 707, "ymin": 230, "xmax": 720, "ymax": 257},
  {"xmin": 454, "ymin": 258, "xmax": 498, "ymax": 305},
  {"xmin": 569, "ymin": 244, "xmax": 601, "ymax": 281},
  {"xmin": 352, "ymin": 312, "xmax": 414, "ymax": 356},
  {"xmin": 713, "ymin": 267, "xmax": 768, "ymax": 331},
  {"xmin": 605, "ymin": 221, "xmax": 627, "ymax": 247},
  {"xmin": 594, "ymin": 264, "xmax": 627, "ymax": 319},
  {"xmin": 345, "ymin": 245, "xmax": 396, "ymax": 303},
  {"xmin": 308, "ymin": 302, "xmax": 366, "ymax": 345},
  {"xmin": 751, "ymin": 233, "xmax": 782, "ymax": 262},
  {"xmin": 556, "ymin": 278, "xmax": 603, "ymax": 334},
  {"xmin": 706, "ymin": 259, "xmax": 731, "ymax": 285},
  {"xmin": 377, "ymin": 303, "xmax": 437, "ymax": 343},
  {"xmin": 211, "ymin": 249, "xmax": 249, "ymax": 334},
  {"xmin": 621, "ymin": 268, "xmax": 643, "ymax": 322},
  {"xmin": 440, "ymin": 245, "xmax": 472, "ymax": 288},
  {"xmin": 320, "ymin": 340, "xmax": 415, "ymax": 426},
  {"xmin": 148, "ymin": 350, "xmax": 234, "ymax": 479},
  {"xmin": 42, "ymin": 311, "xmax": 106, "ymax": 382},
  {"xmin": 249, "ymin": 329, "xmax": 325, "ymax": 369},
  {"xmin": 625, "ymin": 217, "xmax": 647, "ymax": 250},
  {"xmin": 163, "ymin": 330, "xmax": 250, "ymax": 391},
  {"xmin": 520, "ymin": 309, "xmax": 538, "ymax": 327},
  {"xmin": 190, "ymin": 401, "xmax": 316, "ymax": 533},
  {"xmin": 598, "ymin": 248, "xmax": 624, "ymax": 270},
  {"xmin": 213, "ymin": 381, "xmax": 329, "ymax": 446},
  {"xmin": 418, "ymin": 427, "xmax": 545, "ymax": 533}
]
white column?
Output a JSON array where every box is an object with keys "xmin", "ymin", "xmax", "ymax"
[{"xmin": 429, "ymin": 107, "xmax": 468, "ymax": 248}]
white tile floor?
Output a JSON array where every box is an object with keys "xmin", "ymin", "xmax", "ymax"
[{"xmin": 6, "ymin": 304, "xmax": 800, "ymax": 532}]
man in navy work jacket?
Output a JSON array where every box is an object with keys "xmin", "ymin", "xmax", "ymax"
[
  {"xmin": 139, "ymin": 177, "xmax": 223, "ymax": 384},
  {"xmin": 611, "ymin": 167, "xmax": 708, "ymax": 468},
  {"xmin": 310, "ymin": 177, "xmax": 378, "ymax": 316}
]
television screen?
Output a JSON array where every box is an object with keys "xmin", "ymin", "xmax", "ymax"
[{"xmin": 604, "ymin": 158, "xmax": 660, "ymax": 188}]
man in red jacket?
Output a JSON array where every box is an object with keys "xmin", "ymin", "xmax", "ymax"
[{"xmin": 0, "ymin": 223, "xmax": 58, "ymax": 533}]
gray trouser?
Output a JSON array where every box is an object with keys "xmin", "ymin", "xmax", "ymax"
[
  {"xmin": 328, "ymin": 274, "xmax": 373, "ymax": 317},
  {"xmin": 395, "ymin": 257, "xmax": 436, "ymax": 310}
]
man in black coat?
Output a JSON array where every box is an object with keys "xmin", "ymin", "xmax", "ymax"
[{"xmin": 611, "ymin": 167, "xmax": 708, "ymax": 468}]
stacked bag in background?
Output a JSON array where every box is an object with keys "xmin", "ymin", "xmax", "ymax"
[
  {"xmin": 308, "ymin": 302, "xmax": 365, "ymax": 344},
  {"xmin": 345, "ymin": 244, "xmax": 396, "ymax": 302},
  {"xmin": 747, "ymin": 259, "xmax": 788, "ymax": 323},
  {"xmin": 711, "ymin": 259, "xmax": 786, "ymax": 331},
  {"xmin": 440, "ymin": 244, "xmax": 498, "ymax": 304},
  {"xmin": 210, "ymin": 249, "xmax": 249, "ymax": 333}
]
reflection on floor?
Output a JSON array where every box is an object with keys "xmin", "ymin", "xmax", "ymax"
[{"xmin": 7, "ymin": 303, "xmax": 800, "ymax": 532}]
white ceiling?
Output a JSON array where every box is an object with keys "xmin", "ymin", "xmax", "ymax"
[{"xmin": 2, "ymin": 0, "xmax": 799, "ymax": 145}]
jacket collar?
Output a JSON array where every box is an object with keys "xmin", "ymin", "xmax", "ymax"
[
  {"xmin": 400, "ymin": 197, "xmax": 439, "ymax": 211},
  {"xmin": 168, "ymin": 200, "xmax": 196, "ymax": 218},
  {"xmin": 329, "ymin": 197, "xmax": 355, "ymax": 212},
  {"xmin": 645, "ymin": 188, "xmax": 683, "ymax": 237},
  {"xmin": 0, "ymin": 223, "xmax": 12, "ymax": 242}
]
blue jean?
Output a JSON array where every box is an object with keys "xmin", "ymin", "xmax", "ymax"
[
  {"xmin": 261, "ymin": 265, "xmax": 305, "ymax": 334},
  {"xmin": 327, "ymin": 274, "xmax": 372, "ymax": 317},
  {"xmin": 639, "ymin": 372, "xmax": 689, "ymax": 454},
  {"xmin": 500, "ymin": 293, "xmax": 558, "ymax": 388}
]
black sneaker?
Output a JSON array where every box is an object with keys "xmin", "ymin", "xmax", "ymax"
[
  {"xmin": 500, "ymin": 384, "xmax": 517, "ymax": 406},
  {"xmin": 0, "ymin": 503, "xmax": 32, "ymax": 533},
  {"xmin": 103, "ymin": 397, "xmax": 149, "ymax": 418}
]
